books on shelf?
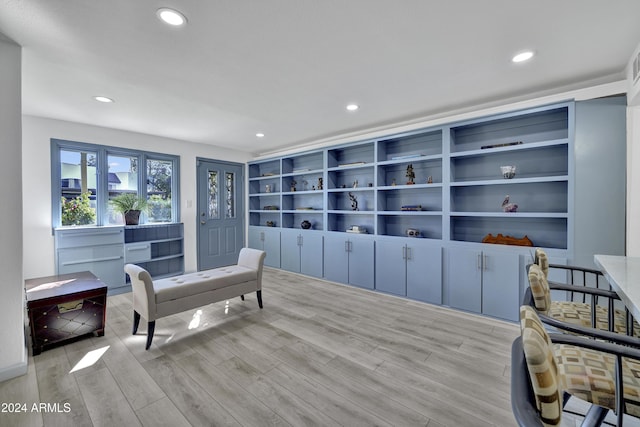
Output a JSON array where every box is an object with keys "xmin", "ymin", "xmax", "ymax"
[
  {"xmin": 390, "ymin": 154, "xmax": 424, "ymax": 160},
  {"xmin": 338, "ymin": 161, "xmax": 366, "ymax": 167},
  {"xmin": 401, "ymin": 205, "xmax": 423, "ymax": 211}
]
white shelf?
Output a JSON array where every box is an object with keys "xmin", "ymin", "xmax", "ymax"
[
  {"xmin": 450, "ymin": 175, "xmax": 569, "ymax": 186},
  {"xmin": 450, "ymin": 212, "xmax": 568, "ymax": 218},
  {"xmin": 450, "ymin": 138, "xmax": 569, "ymax": 158}
]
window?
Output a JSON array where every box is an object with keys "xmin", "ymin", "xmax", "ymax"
[
  {"xmin": 51, "ymin": 139, "xmax": 180, "ymax": 228},
  {"xmin": 59, "ymin": 149, "xmax": 98, "ymax": 226}
]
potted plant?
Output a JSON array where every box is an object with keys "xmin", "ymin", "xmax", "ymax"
[{"xmin": 110, "ymin": 193, "xmax": 148, "ymax": 225}]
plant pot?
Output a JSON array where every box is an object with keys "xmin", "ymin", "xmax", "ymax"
[{"xmin": 124, "ymin": 210, "xmax": 141, "ymax": 225}]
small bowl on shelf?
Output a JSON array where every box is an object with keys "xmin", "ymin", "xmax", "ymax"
[{"xmin": 500, "ymin": 165, "xmax": 516, "ymax": 179}]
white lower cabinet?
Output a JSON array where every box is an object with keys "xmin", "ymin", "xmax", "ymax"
[{"xmin": 447, "ymin": 246, "xmax": 520, "ymax": 321}]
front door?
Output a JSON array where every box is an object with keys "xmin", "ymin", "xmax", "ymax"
[{"xmin": 197, "ymin": 158, "xmax": 244, "ymax": 270}]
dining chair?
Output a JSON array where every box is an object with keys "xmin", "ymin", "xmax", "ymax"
[{"xmin": 512, "ymin": 306, "xmax": 640, "ymax": 426}]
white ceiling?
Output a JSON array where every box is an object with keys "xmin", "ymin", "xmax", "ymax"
[{"xmin": 1, "ymin": 1, "xmax": 640, "ymax": 156}]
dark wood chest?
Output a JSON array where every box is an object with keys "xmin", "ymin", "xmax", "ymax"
[{"xmin": 26, "ymin": 271, "xmax": 107, "ymax": 355}]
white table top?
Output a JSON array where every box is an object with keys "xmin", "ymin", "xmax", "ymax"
[{"xmin": 594, "ymin": 255, "xmax": 640, "ymax": 320}]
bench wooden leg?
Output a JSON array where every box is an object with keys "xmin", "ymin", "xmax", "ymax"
[
  {"xmin": 146, "ymin": 321, "xmax": 155, "ymax": 350},
  {"xmin": 257, "ymin": 290, "xmax": 263, "ymax": 309},
  {"xmin": 133, "ymin": 310, "xmax": 141, "ymax": 334},
  {"xmin": 240, "ymin": 295, "xmax": 244, "ymax": 301}
]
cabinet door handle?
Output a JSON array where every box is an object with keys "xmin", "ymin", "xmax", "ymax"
[
  {"xmin": 406, "ymin": 247, "xmax": 412, "ymax": 260},
  {"xmin": 402, "ymin": 246, "xmax": 407, "ymax": 260},
  {"xmin": 260, "ymin": 232, "xmax": 265, "ymax": 241},
  {"xmin": 477, "ymin": 254, "xmax": 482, "ymax": 270},
  {"xmin": 345, "ymin": 241, "xmax": 349, "ymax": 252},
  {"xmin": 298, "ymin": 235, "xmax": 303, "ymax": 246},
  {"xmin": 127, "ymin": 245, "xmax": 150, "ymax": 252},
  {"xmin": 483, "ymin": 254, "xmax": 488, "ymax": 271}
]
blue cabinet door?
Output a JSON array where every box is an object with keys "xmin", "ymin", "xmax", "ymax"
[
  {"xmin": 407, "ymin": 240, "xmax": 442, "ymax": 304},
  {"xmin": 280, "ymin": 229, "xmax": 301, "ymax": 273},
  {"xmin": 248, "ymin": 227, "xmax": 262, "ymax": 251},
  {"xmin": 248, "ymin": 227, "xmax": 280, "ymax": 268},
  {"xmin": 447, "ymin": 247, "xmax": 482, "ymax": 314},
  {"xmin": 482, "ymin": 251, "xmax": 519, "ymax": 321},
  {"xmin": 348, "ymin": 237, "xmax": 375, "ymax": 289},
  {"xmin": 300, "ymin": 232, "xmax": 323, "ymax": 278},
  {"xmin": 262, "ymin": 228, "xmax": 281, "ymax": 268},
  {"xmin": 323, "ymin": 234, "xmax": 349, "ymax": 284},
  {"xmin": 375, "ymin": 239, "xmax": 407, "ymax": 296}
]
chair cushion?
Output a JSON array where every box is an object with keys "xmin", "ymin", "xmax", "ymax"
[
  {"xmin": 548, "ymin": 301, "xmax": 640, "ymax": 337},
  {"xmin": 520, "ymin": 306, "xmax": 562, "ymax": 426},
  {"xmin": 529, "ymin": 264, "xmax": 552, "ymax": 314},
  {"xmin": 535, "ymin": 248, "xmax": 550, "ymax": 278},
  {"xmin": 555, "ymin": 344, "xmax": 640, "ymax": 417},
  {"xmin": 153, "ymin": 266, "xmax": 257, "ymax": 303}
]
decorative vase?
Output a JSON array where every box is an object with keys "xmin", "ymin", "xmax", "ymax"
[
  {"xmin": 300, "ymin": 220, "xmax": 311, "ymax": 229},
  {"xmin": 406, "ymin": 228, "xmax": 420, "ymax": 237},
  {"xmin": 124, "ymin": 210, "xmax": 141, "ymax": 225}
]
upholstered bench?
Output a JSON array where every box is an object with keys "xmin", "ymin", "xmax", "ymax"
[{"xmin": 124, "ymin": 247, "xmax": 266, "ymax": 349}]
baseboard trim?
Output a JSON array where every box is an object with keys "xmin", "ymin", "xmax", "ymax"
[{"xmin": 0, "ymin": 347, "xmax": 28, "ymax": 382}]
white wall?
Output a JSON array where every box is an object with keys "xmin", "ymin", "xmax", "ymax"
[
  {"xmin": 0, "ymin": 34, "xmax": 26, "ymax": 381},
  {"xmin": 22, "ymin": 116, "xmax": 253, "ymax": 279},
  {"xmin": 626, "ymin": 41, "xmax": 640, "ymax": 256},
  {"xmin": 628, "ymin": 106, "xmax": 640, "ymax": 256}
]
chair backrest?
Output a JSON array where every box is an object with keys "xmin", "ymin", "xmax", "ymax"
[
  {"xmin": 520, "ymin": 306, "xmax": 562, "ymax": 426},
  {"xmin": 528, "ymin": 264, "xmax": 552, "ymax": 314},
  {"xmin": 534, "ymin": 248, "xmax": 549, "ymax": 278},
  {"xmin": 511, "ymin": 336, "xmax": 546, "ymax": 427}
]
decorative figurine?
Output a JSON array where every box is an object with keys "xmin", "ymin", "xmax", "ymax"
[
  {"xmin": 300, "ymin": 220, "xmax": 312, "ymax": 229},
  {"xmin": 302, "ymin": 180, "xmax": 308, "ymax": 191},
  {"xmin": 290, "ymin": 180, "xmax": 297, "ymax": 192},
  {"xmin": 391, "ymin": 178, "xmax": 397, "ymax": 186},
  {"xmin": 353, "ymin": 180, "xmax": 358, "ymax": 188},
  {"xmin": 406, "ymin": 164, "xmax": 415, "ymax": 185},
  {"xmin": 502, "ymin": 195, "xmax": 518, "ymax": 213},
  {"xmin": 318, "ymin": 177, "xmax": 323, "ymax": 190},
  {"xmin": 349, "ymin": 192, "xmax": 358, "ymax": 211},
  {"xmin": 265, "ymin": 184, "xmax": 271, "ymax": 193},
  {"xmin": 427, "ymin": 175, "xmax": 433, "ymax": 184}
]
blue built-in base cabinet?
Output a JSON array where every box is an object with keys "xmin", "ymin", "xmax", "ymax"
[
  {"xmin": 376, "ymin": 237, "xmax": 442, "ymax": 305},
  {"xmin": 248, "ymin": 97, "xmax": 627, "ymax": 322},
  {"xmin": 55, "ymin": 223, "xmax": 184, "ymax": 293},
  {"xmin": 280, "ymin": 229, "xmax": 324, "ymax": 278},
  {"xmin": 324, "ymin": 233, "xmax": 375, "ymax": 289}
]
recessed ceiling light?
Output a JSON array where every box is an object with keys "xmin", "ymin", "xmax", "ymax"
[
  {"xmin": 256, "ymin": 133, "xmax": 265, "ymax": 138},
  {"xmin": 94, "ymin": 96, "xmax": 114, "ymax": 103},
  {"xmin": 512, "ymin": 51, "xmax": 535, "ymax": 63},
  {"xmin": 346, "ymin": 104, "xmax": 359, "ymax": 111},
  {"xmin": 157, "ymin": 8, "xmax": 187, "ymax": 26}
]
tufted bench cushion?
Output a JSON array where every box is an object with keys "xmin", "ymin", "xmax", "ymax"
[
  {"xmin": 125, "ymin": 247, "xmax": 266, "ymax": 349},
  {"xmin": 154, "ymin": 266, "xmax": 257, "ymax": 303}
]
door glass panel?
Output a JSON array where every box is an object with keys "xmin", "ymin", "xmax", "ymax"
[
  {"xmin": 208, "ymin": 170, "xmax": 219, "ymax": 219},
  {"xmin": 107, "ymin": 154, "xmax": 139, "ymax": 224},
  {"xmin": 225, "ymin": 172, "xmax": 235, "ymax": 218},
  {"xmin": 60, "ymin": 149, "xmax": 97, "ymax": 226},
  {"xmin": 146, "ymin": 158, "xmax": 173, "ymax": 223}
]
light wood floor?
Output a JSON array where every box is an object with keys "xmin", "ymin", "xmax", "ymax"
[{"xmin": 0, "ymin": 267, "xmax": 605, "ymax": 427}]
